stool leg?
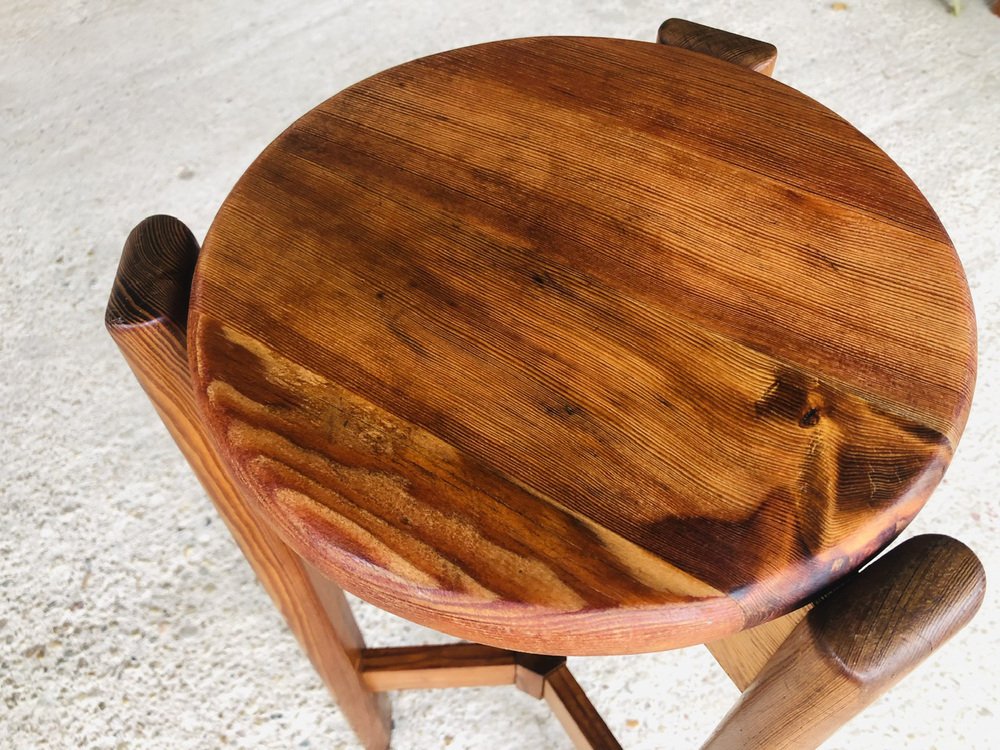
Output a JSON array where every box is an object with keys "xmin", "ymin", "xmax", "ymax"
[
  {"xmin": 107, "ymin": 215, "xmax": 392, "ymax": 750},
  {"xmin": 541, "ymin": 664, "xmax": 623, "ymax": 750},
  {"xmin": 701, "ymin": 535, "xmax": 985, "ymax": 750},
  {"xmin": 657, "ymin": 18, "xmax": 778, "ymax": 76},
  {"xmin": 706, "ymin": 606, "xmax": 811, "ymax": 690}
]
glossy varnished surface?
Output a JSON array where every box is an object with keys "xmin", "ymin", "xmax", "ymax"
[{"xmin": 189, "ymin": 37, "xmax": 976, "ymax": 654}]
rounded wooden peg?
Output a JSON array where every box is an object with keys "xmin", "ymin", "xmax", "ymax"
[
  {"xmin": 106, "ymin": 214, "xmax": 201, "ymax": 334},
  {"xmin": 657, "ymin": 18, "xmax": 778, "ymax": 76}
]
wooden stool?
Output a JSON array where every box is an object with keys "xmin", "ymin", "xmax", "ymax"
[{"xmin": 106, "ymin": 20, "xmax": 985, "ymax": 749}]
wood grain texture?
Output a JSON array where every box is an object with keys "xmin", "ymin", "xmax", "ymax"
[
  {"xmin": 189, "ymin": 37, "xmax": 976, "ymax": 655},
  {"xmin": 657, "ymin": 18, "xmax": 778, "ymax": 75},
  {"xmin": 701, "ymin": 535, "xmax": 986, "ymax": 750},
  {"xmin": 706, "ymin": 604, "xmax": 811, "ymax": 690},
  {"xmin": 358, "ymin": 645, "xmax": 622, "ymax": 748},
  {"xmin": 106, "ymin": 216, "xmax": 392, "ymax": 750},
  {"xmin": 544, "ymin": 664, "xmax": 623, "ymax": 750},
  {"xmin": 359, "ymin": 643, "xmax": 517, "ymax": 691}
]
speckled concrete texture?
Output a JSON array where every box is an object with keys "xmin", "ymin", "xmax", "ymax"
[{"xmin": 2, "ymin": 1, "xmax": 998, "ymax": 748}]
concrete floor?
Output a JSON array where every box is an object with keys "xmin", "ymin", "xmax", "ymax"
[{"xmin": 2, "ymin": 1, "xmax": 999, "ymax": 748}]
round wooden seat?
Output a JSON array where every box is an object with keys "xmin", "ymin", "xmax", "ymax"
[{"xmin": 188, "ymin": 36, "xmax": 975, "ymax": 656}]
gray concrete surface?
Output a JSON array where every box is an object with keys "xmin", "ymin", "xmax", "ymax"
[{"xmin": 2, "ymin": 1, "xmax": 998, "ymax": 748}]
